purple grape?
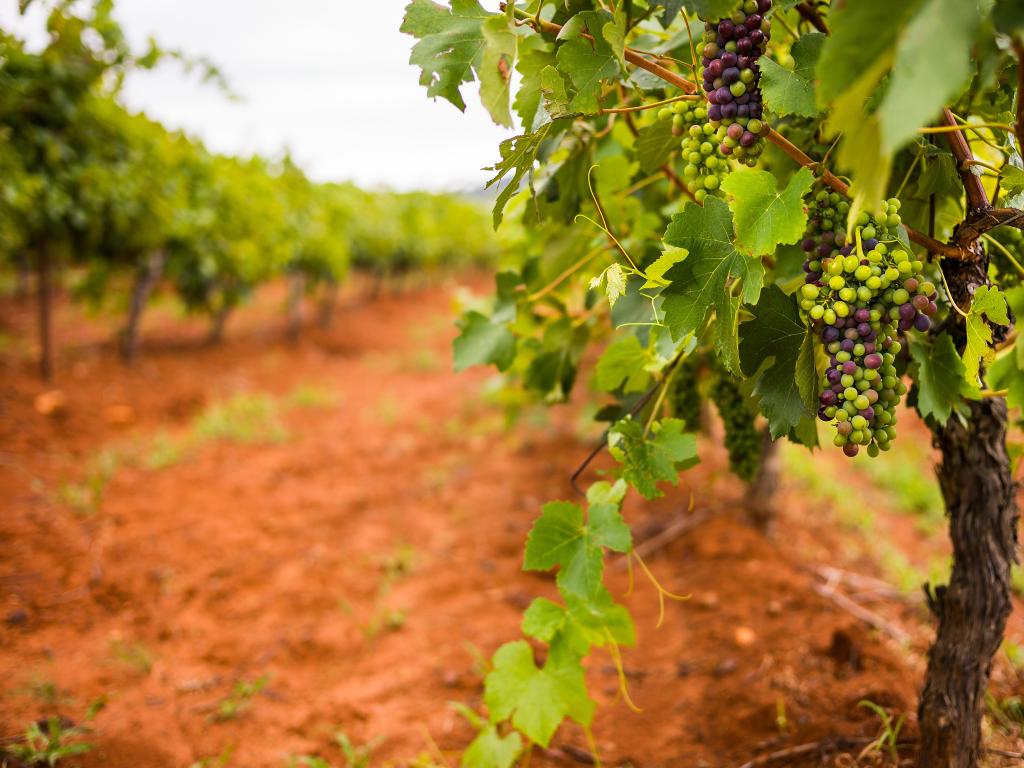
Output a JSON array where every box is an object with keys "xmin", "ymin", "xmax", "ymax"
[
  {"xmin": 715, "ymin": 86, "xmax": 733, "ymax": 104},
  {"xmin": 708, "ymin": 105, "xmax": 722, "ymax": 121},
  {"xmin": 747, "ymin": 14, "xmax": 762, "ymax": 28},
  {"xmin": 740, "ymin": 131, "xmax": 756, "ymax": 147},
  {"xmin": 863, "ymin": 238, "xmax": 879, "ymax": 251},
  {"xmin": 707, "ymin": 59, "xmax": 723, "ymax": 78},
  {"xmin": 721, "ymin": 52, "xmax": 738, "ymax": 68},
  {"xmin": 721, "ymin": 102, "xmax": 738, "ymax": 118},
  {"xmin": 737, "ymin": 37, "xmax": 753, "ymax": 54},
  {"xmin": 827, "ymin": 368, "xmax": 842, "ymax": 385},
  {"xmin": 820, "ymin": 390, "xmax": 837, "ymax": 406},
  {"xmin": 860, "ymin": 407, "xmax": 875, "ymax": 421},
  {"xmin": 802, "ymin": 238, "xmax": 816, "ymax": 252},
  {"xmin": 899, "ymin": 303, "xmax": 915, "ymax": 320},
  {"xmin": 913, "ymin": 294, "xmax": 930, "ymax": 311},
  {"xmin": 757, "ymin": 0, "xmax": 771, "ymax": 12},
  {"xmin": 727, "ymin": 123, "xmax": 743, "ymax": 140},
  {"xmin": 737, "ymin": 104, "xmax": 750, "ymax": 117},
  {"xmin": 843, "ymin": 444, "xmax": 860, "ymax": 458},
  {"xmin": 823, "ymin": 326, "xmax": 840, "ymax": 343},
  {"xmin": 817, "ymin": 243, "xmax": 832, "ymax": 257},
  {"xmin": 904, "ymin": 277, "xmax": 919, "ymax": 292},
  {"xmin": 914, "ymin": 314, "xmax": 931, "ymax": 332},
  {"xmin": 857, "ymin": 322, "xmax": 872, "ymax": 337},
  {"xmin": 723, "ymin": 66, "xmax": 740, "ymax": 84},
  {"xmin": 718, "ymin": 20, "xmax": 735, "ymax": 39},
  {"xmin": 854, "ymin": 308, "xmax": 870, "ymax": 323},
  {"xmin": 864, "ymin": 354, "xmax": 883, "ymax": 369},
  {"xmin": 842, "ymin": 361, "xmax": 857, "ymax": 376},
  {"xmin": 841, "ymin": 339, "xmax": 855, "ymax": 353}
]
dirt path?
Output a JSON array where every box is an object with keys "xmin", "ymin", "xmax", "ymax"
[{"xmin": 0, "ymin": 281, "xmax": 1020, "ymax": 767}]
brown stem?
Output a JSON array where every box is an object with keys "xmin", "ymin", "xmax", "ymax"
[
  {"xmin": 1014, "ymin": 39, "xmax": 1024, "ymax": 156},
  {"xmin": 794, "ymin": 2, "xmax": 829, "ymax": 34},
  {"xmin": 743, "ymin": 427, "xmax": 778, "ymax": 531},
  {"xmin": 942, "ymin": 108, "xmax": 990, "ymax": 213},
  {"xmin": 286, "ymin": 270, "xmax": 305, "ymax": 344}
]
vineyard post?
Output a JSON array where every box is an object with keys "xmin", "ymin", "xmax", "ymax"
[
  {"xmin": 916, "ymin": 122, "xmax": 1020, "ymax": 768},
  {"xmin": 120, "ymin": 248, "xmax": 166, "ymax": 364},
  {"xmin": 35, "ymin": 244, "xmax": 54, "ymax": 381}
]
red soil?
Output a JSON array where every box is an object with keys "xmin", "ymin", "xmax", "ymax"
[{"xmin": 0, "ymin": 280, "xmax": 1020, "ymax": 767}]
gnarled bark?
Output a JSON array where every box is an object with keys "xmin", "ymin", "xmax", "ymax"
[
  {"xmin": 120, "ymin": 249, "xmax": 166, "ymax": 364},
  {"xmin": 744, "ymin": 428, "xmax": 779, "ymax": 532},
  {"xmin": 36, "ymin": 245, "xmax": 54, "ymax": 381}
]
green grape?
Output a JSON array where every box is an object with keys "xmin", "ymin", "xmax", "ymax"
[{"xmin": 710, "ymin": 364, "xmax": 761, "ymax": 482}]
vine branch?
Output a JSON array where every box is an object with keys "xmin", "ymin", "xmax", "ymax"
[
  {"xmin": 942, "ymin": 108, "xmax": 990, "ymax": 214},
  {"xmin": 508, "ymin": 4, "xmax": 982, "ymax": 261},
  {"xmin": 1014, "ymin": 38, "xmax": 1024, "ymax": 155},
  {"xmin": 794, "ymin": 3, "xmax": 829, "ymax": 34}
]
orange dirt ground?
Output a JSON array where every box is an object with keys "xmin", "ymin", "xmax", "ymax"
[{"xmin": 1, "ymin": 278, "xmax": 1021, "ymax": 768}]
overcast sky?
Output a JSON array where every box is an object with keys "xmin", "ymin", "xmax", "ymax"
[{"xmin": 0, "ymin": 1, "xmax": 516, "ymax": 191}]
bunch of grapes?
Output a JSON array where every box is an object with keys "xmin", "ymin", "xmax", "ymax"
[
  {"xmin": 670, "ymin": 353, "xmax": 704, "ymax": 432},
  {"xmin": 657, "ymin": 99, "xmax": 730, "ymax": 202},
  {"xmin": 798, "ymin": 193, "xmax": 938, "ymax": 457},
  {"xmin": 710, "ymin": 366, "xmax": 761, "ymax": 482},
  {"xmin": 699, "ymin": 0, "xmax": 772, "ymax": 166}
]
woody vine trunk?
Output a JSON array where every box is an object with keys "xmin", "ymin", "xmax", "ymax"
[{"xmin": 916, "ymin": 256, "xmax": 1020, "ymax": 768}]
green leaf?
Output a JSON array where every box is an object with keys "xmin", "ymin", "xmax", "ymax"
[
  {"xmin": 759, "ymin": 33, "xmax": 825, "ymax": 118},
  {"xmin": 653, "ymin": 1, "xmax": 685, "ymax": 28},
  {"xmin": 595, "ymin": 334, "xmax": 655, "ymax": 393},
  {"xmin": 1000, "ymin": 166, "xmax": 1024, "ymax": 200},
  {"xmin": 523, "ymin": 497, "xmax": 627, "ymax": 598},
  {"xmin": 642, "ymin": 246, "xmax": 688, "ymax": 288},
  {"xmin": 554, "ymin": 12, "xmax": 621, "ymax": 114},
  {"xmin": 876, "ymin": 0, "xmax": 979, "ymax": 154},
  {"xmin": 739, "ymin": 284, "xmax": 817, "ymax": 438},
  {"xmin": 994, "ymin": 0, "xmax": 1024, "ymax": 34},
  {"xmin": 608, "ymin": 417, "xmax": 698, "ymax": 499},
  {"xmin": 479, "ymin": 15, "xmax": 518, "ymax": 128},
  {"xmin": 721, "ymin": 167, "xmax": 813, "ymax": 257},
  {"xmin": 540, "ymin": 65, "xmax": 576, "ymax": 119},
  {"xmin": 815, "ymin": 0, "xmax": 922, "ymax": 106},
  {"xmin": 484, "ymin": 640, "xmax": 594, "ymax": 747},
  {"xmin": 636, "ymin": 117, "xmax": 677, "ymax": 174},
  {"xmin": 585, "ymin": 479, "xmax": 627, "ymax": 506},
  {"xmin": 661, "ymin": 198, "xmax": 764, "ymax": 373},
  {"xmin": 602, "ymin": 6, "xmax": 627, "ymax": 72},
  {"xmin": 683, "ymin": 0, "xmax": 736, "ymax": 17},
  {"xmin": 909, "ymin": 334, "xmax": 975, "ymax": 425},
  {"xmin": 963, "ymin": 285, "xmax": 1011, "ymax": 384},
  {"xmin": 564, "ymin": 586, "xmax": 636, "ymax": 647},
  {"xmin": 513, "ymin": 38, "xmax": 554, "ymax": 129},
  {"xmin": 485, "ymin": 122, "xmax": 553, "ymax": 227},
  {"xmin": 462, "ymin": 724, "xmax": 523, "ymax": 768},
  {"xmin": 401, "ymin": 0, "xmax": 493, "ymax": 113},
  {"xmin": 454, "ymin": 311, "xmax": 515, "ymax": 372},
  {"xmin": 522, "ymin": 598, "xmax": 567, "ymax": 643}
]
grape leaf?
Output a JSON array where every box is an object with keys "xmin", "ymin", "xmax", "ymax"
[
  {"xmin": 463, "ymin": 724, "xmax": 523, "ymax": 768},
  {"xmin": 682, "ymin": 0, "xmax": 736, "ymax": 17},
  {"xmin": 454, "ymin": 311, "xmax": 515, "ymax": 371},
  {"xmin": 565, "ymin": 586, "xmax": 636, "ymax": 646},
  {"xmin": 739, "ymin": 284, "xmax": 817, "ymax": 438},
  {"xmin": 1000, "ymin": 166, "xmax": 1024, "ymax": 200},
  {"xmin": 401, "ymin": 0, "xmax": 493, "ymax": 113},
  {"xmin": 815, "ymin": 1, "xmax": 922, "ymax": 106},
  {"xmin": 554, "ymin": 12, "xmax": 621, "ymax": 114},
  {"xmin": 484, "ymin": 640, "xmax": 595, "ymax": 747},
  {"xmin": 642, "ymin": 246, "xmax": 688, "ymax": 288},
  {"xmin": 523, "ymin": 496, "xmax": 628, "ymax": 597},
  {"xmin": 876, "ymin": 0, "xmax": 978, "ymax": 154},
  {"xmin": 522, "ymin": 598, "xmax": 568, "ymax": 643},
  {"xmin": 585, "ymin": 478, "xmax": 628, "ymax": 506},
  {"xmin": 759, "ymin": 33, "xmax": 825, "ymax": 118},
  {"xmin": 479, "ymin": 15, "xmax": 517, "ymax": 128},
  {"xmin": 994, "ymin": 0, "xmax": 1024, "ymax": 34},
  {"xmin": 963, "ymin": 285, "xmax": 1011, "ymax": 384},
  {"xmin": 595, "ymin": 334, "xmax": 655, "ymax": 393},
  {"xmin": 608, "ymin": 417, "xmax": 698, "ymax": 499},
  {"xmin": 485, "ymin": 122, "xmax": 553, "ymax": 227},
  {"xmin": 661, "ymin": 198, "xmax": 765, "ymax": 373},
  {"xmin": 721, "ymin": 167, "xmax": 813, "ymax": 257},
  {"xmin": 602, "ymin": 6, "xmax": 627, "ymax": 72},
  {"xmin": 636, "ymin": 117, "xmax": 677, "ymax": 174},
  {"xmin": 513, "ymin": 37, "xmax": 553, "ymax": 130},
  {"xmin": 909, "ymin": 334, "xmax": 976, "ymax": 425},
  {"xmin": 653, "ymin": 0, "xmax": 685, "ymax": 28}
]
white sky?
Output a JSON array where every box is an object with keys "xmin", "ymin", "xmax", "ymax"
[{"xmin": 0, "ymin": 1, "xmax": 516, "ymax": 191}]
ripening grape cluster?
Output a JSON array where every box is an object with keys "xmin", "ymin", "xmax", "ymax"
[
  {"xmin": 670, "ymin": 353, "xmax": 704, "ymax": 432},
  {"xmin": 710, "ymin": 368, "xmax": 761, "ymax": 482},
  {"xmin": 989, "ymin": 226, "xmax": 1024, "ymax": 282},
  {"xmin": 657, "ymin": 100, "xmax": 730, "ymax": 202},
  {"xmin": 798, "ymin": 192, "xmax": 938, "ymax": 457},
  {"xmin": 699, "ymin": 0, "xmax": 772, "ymax": 166}
]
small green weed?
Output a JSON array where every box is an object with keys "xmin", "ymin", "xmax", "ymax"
[
  {"xmin": 6, "ymin": 698, "xmax": 106, "ymax": 767},
  {"xmin": 285, "ymin": 732, "xmax": 382, "ymax": 768},
  {"xmin": 286, "ymin": 384, "xmax": 337, "ymax": 410},
  {"xmin": 858, "ymin": 700, "xmax": 906, "ymax": 763},
  {"xmin": 986, "ymin": 692, "xmax": 1024, "ymax": 733},
  {"xmin": 209, "ymin": 675, "xmax": 270, "ymax": 723},
  {"xmin": 108, "ymin": 637, "xmax": 154, "ymax": 675},
  {"xmin": 144, "ymin": 431, "xmax": 186, "ymax": 470},
  {"xmin": 194, "ymin": 394, "xmax": 289, "ymax": 444},
  {"xmin": 188, "ymin": 744, "xmax": 235, "ymax": 768}
]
